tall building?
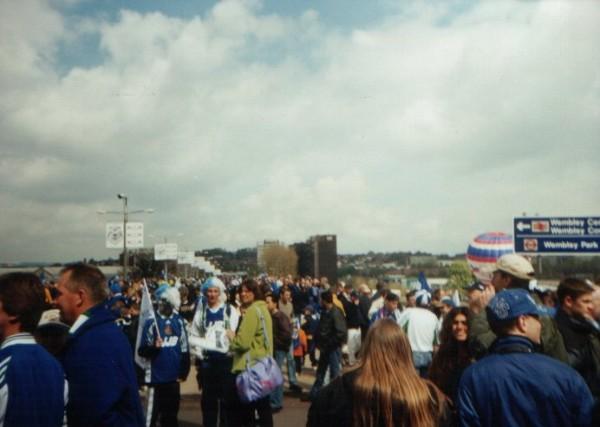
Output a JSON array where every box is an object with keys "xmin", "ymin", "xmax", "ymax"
[
  {"xmin": 294, "ymin": 235, "xmax": 337, "ymax": 284},
  {"xmin": 292, "ymin": 242, "xmax": 313, "ymax": 278},
  {"xmin": 256, "ymin": 240, "xmax": 281, "ymax": 270},
  {"xmin": 312, "ymin": 235, "xmax": 337, "ymax": 285}
]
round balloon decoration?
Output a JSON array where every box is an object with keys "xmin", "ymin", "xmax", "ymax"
[{"xmin": 466, "ymin": 232, "xmax": 514, "ymax": 283}]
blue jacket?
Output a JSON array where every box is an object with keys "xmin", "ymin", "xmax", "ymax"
[
  {"xmin": 0, "ymin": 333, "xmax": 66, "ymax": 427},
  {"xmin": 458, "ymin": 335, "xmax": 594, "ymax": 427},
  {"xmin": 60, "ymin": 304, "xmax": 144, "ymax": 427}
]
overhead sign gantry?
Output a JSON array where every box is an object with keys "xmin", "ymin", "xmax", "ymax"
[{"xmin": 513, "ymin": 216, "xmax": 600, "ymax": 254}]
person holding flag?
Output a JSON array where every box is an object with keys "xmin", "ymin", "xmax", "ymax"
[{"xmin": 138, "ymin": 286, "xmax": 190, "ymax": 427}]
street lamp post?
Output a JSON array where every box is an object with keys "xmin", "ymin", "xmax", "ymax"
[
  {"xmin": 118, "ymin": 194, "xmax": 128, "ymax": 278},
  {"xmin": 98, "ymin": 194, "xmax": 154, "ymax": 279},
  {"xmin": 160, "ymin": 236, "xmax": 168, "ymax": 280}
]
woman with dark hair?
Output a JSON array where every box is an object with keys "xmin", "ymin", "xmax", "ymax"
[
  {"xmin": 307, "ymin": 318, "xmax": 449, "ymax": 427},
  {"xmin": 225, "ymin": 279, "xmax": 273, "ymax": 427},
  {"xmin": 428, "ymin": 307, "xmax": 473, "ymax": 404}
]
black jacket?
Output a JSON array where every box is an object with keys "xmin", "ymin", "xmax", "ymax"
[
  {"xmin": 315, "ymin": 306, "xmax": 347, "ymax": 352},
  {"xmin": 271, "ymin": 310, "xmax": 292, "ymax": 352},
  {"xmin": 555, "ymin": 308, "xmax": 600, "ymax": 397},
  {"xmin": 338, "ymin": 293, "xmax": 363, "ymax": 329},
  {"xmin": 292, "ymin": 285, "xmax": 310, "ymax": 316},
  {"xmin": 307, "ymin": 369, "xmax": 451, "ymax": 427},
  {"xmin": 357, "ymin": 294, "xmax": 371, "ymax": 328}
]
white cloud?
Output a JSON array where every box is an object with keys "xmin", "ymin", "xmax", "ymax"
[
  {"xmin": 0, "ymin": 0, "xmax": 64, "ymax": 93},
  {"xmin": 191, "ymin": 169, "xmax": 405, "ymax": 252},
  {"xmin": 1, "ymin": 0, "xmax": 599, "ymax": 262},
  {"xmin": 0, "ymin": 156, "xmax": 71, "ymax": 188}
]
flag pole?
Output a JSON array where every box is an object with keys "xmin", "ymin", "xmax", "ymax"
[{"xmin": 142, "ymin": 278, "xmax": 161, "ymax": 340}]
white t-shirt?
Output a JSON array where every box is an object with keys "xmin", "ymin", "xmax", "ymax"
[{"xmin": 398, "ymin": 307, "xmax": 438, "ymax": 352}]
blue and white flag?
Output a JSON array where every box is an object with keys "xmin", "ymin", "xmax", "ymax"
[
  {"xmin": 135, "ymin": 280, "xmax": 159, "ymax": 369},
  {"xmin": 452, "ymin": 289, "xmax": 461, "ymax": 307},
  {"xmin": 418, "ymin": 271, "xmax": 432, "ymax": 292}
]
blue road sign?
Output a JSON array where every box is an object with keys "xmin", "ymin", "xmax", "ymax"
[{"xmin": 514, "ymin": 217, "xmax": 600, "ymax": 254}]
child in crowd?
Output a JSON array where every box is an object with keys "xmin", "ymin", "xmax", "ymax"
[
  {"xmin": 293, "ymin": 319, "xmax": 308, "ymax": 375},
  {"xmin": 301, "ymin": 306, "xmax": 319, "ymax": 367}
]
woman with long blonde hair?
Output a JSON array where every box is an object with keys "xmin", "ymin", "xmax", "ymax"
[{"xmin": 307, "ymin": 318, "xmax": 449, "ymax": 427}]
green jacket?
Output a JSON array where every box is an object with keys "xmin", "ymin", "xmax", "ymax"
[
  {"xmin": 230, "ymin": 300, "xmax": 274, "ymax": 373},
  {"xmin": 469, "ymin": 293, "xmax": 569, "ymax": 363}
]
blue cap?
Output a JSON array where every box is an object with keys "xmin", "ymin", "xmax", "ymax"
[
  {"xmin": 441, "ymin": 296, "xmax": 456, "ymax": 308},
  {"xmin": 486, "ymin": 289, "xmax": 548, "ymax": 322},
  {"xmin": 465, "ymin": 281, "xmax": 485, "ymax": 292}
]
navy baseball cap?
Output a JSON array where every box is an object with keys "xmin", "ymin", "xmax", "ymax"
[
  {"xmin": 465, "ymin": 281, "xmax": 485, "ymax": 292},
  {"xmin": 486, "ymin": 289, "xmax": 548, "ymax": 322},
  {"xmin": 441, "ymin": 296, "xmax": 456, "ymax": 308}
]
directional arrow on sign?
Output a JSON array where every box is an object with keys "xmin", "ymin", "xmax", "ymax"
[{"xmin": 516, "ymin": 221, "xmax": 531, "ymax": 232}]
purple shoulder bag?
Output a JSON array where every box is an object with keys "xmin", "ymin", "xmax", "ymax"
[{"xmin": 235, "ymin": 307, "xmax": 283, "ymax": 403}]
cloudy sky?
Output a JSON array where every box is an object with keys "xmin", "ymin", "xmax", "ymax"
[{"xmin": 1, "ymin": 0, "xmax": 599, "ymax": 263}]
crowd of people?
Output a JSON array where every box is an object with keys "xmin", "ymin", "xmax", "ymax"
[{"xmin": 0, "ymin": 254, "xmax": 599, "ymax": 426}]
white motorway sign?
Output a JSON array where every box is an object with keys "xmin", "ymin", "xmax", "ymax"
[
  {"xmin": 105, "ymin": 222, "xmax": 144, "ymax": 249},
  {"xmin": 154, "ymin": 243, "xmax": 179, "ymax": 260},
  {"xmin": 177, "ymin": 251, "xmax": 195, "ymax": 265}
]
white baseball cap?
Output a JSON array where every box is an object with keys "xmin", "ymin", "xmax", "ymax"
[{"xmin": 495, "ymin": 254, "xmax": 535, "ymax": 281}]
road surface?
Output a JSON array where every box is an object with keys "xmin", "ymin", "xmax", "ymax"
[{"xmin": 161, "ymin": 364, "xmax": 316, "ymax": 427}]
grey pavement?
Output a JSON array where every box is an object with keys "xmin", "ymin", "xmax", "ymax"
[{"xmin": 164, "ymin": 365, "xmax": 316, "ymax": 427}]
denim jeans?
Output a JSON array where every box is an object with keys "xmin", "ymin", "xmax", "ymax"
[
  {"xmin": 309, "ymin": 347, "xmax": 341, "ymax": 400},
  {"xmin": 285, "ymin": 343, "xmax": 298, "ymax": 385},
  {"xmin": 270, "ymin": 350, "xmax": 287, "ymax": 409},
  {"xmin": 412, "ymin": 351, "xmax": 432, "ymax": 378}
]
